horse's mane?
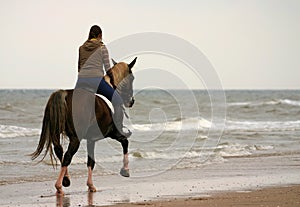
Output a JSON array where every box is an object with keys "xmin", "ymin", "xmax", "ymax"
[{"xmin": 106, "ymin": 62, "xmax": 130, "ymax": 89}]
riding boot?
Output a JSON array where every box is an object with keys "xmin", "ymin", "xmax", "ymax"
[{"xmin": 112, "ymin": 105, "xmax": 132, "ymax": 138}]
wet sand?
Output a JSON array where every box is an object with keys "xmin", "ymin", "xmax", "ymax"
[
  {"xmin": 0, "ymin": 154, "xmax": 299, "ymax": 207},
  {"xmin": 104, "ymin": 185, "xmax": 300, "ymax": 207}
]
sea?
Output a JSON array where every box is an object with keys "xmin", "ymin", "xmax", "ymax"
[{"xmin": 0, "ymin": 89, "xmax": 300, "ymax": 185}]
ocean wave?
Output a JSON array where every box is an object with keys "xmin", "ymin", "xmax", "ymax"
[
  {"xmin": 0, "ymin": 117, "xmax": 211, "ymax": 139},
  {"xmin": 131, "ymin": 117, "xmax": 212, "ymax": 132},
  {"xmin": 215, "ymin": 143, "xmax": 274, "ymax": 158},
  {"xmin": 0, "ymin": 124, "xmax": 40, "ymax": 138},
  {"xmin": 228, "ymin": 99, "xmax": 300, "ymax": 108},
  {"xmin": 140, "ymin": 150, "xmax": 201, "ymax": 160},
  {"xmin": 280, "ymin": 99, "xmax": 300, "ymax": 106},
  {"xmin": 226, "ymin": 120, "xmax": 300, "ymax": 132},
  {"xmin": 228, "ymin": 102, "xmax": 251, "ymax": 107}
]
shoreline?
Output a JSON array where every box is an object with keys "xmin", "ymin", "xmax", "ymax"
[{"xmin": 0, "ymin": 153, "xmax": 299, "ymax": 206}]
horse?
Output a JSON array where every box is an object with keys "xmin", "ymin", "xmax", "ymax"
[{"xmin": 31, "ymin": 58, "xmax": 137, "ymax": 195}]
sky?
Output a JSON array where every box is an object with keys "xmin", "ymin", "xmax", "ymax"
[{"xmin": 0, "ymin": 0, "xmax": 299, "ymax": 89}]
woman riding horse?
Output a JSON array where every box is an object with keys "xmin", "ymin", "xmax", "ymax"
[
  {"xmin": 31, "ymin": 34, "xmax": 137, "ymax": 194},
  {"xmin": 76, "ymin": 25, "xmax": 131, "ymax": 138}
]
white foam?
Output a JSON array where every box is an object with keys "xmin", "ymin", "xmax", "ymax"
[
  {"xmin": 216, "ymin": 143, "xmax": 274, "ymax": 158},
  {"xmin": 218, "ymin": 144, "xmax": 253, "ymax": 157},
  {"xmin": 0, "ymin": 124, "xmax": 40, "ymax": 138},
  {"xmin": 228, "ymin": 99, "xmax": 300, "ymax": 107},
  {"xmin": 226, "ymin": 120, "xmax": 300, "ymax": 132},
  {"xmin": 131, "ymin": 117, "xmax": 212, "ymax": 132},
  {"xmin": 280, "ymin": 99, "xmax": 300, "ymax": 106},
  {"xmin": 228, "ymin": 102, "xmax": 251, "ymax": 106},
  {"xmin": 130, "ymin": 149, "xmax": 210, "ymax": 161}
]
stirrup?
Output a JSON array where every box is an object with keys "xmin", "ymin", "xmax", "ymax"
[
  {"xmin": 113, "ymin": 126, "xmax": 132, "ymax": 138},
  {"xmin": 121, "ymin": 127, "xmax": 132, "ymax": 138}
]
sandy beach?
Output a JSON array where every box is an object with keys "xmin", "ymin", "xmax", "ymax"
[
  {"xmin": 104, "ymin": 185, "xmax": 300, "ymax": 207},
  {"xmin": 1, "ymin": 153, "xmax": 299, "ymax": 207}
]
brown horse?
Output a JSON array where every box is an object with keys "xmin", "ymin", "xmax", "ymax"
[{"xmin": 31, "ymin": 58, "xmax": 137, "ymax": 195}]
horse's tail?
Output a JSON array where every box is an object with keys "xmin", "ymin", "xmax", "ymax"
[{"xmin": 31, "ymin": 90, "xmax": 68, "ymax": 166}]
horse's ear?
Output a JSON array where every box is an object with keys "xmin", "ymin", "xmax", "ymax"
[
  {"xmin": 111, "ymin": 58, "xmax": 118, "ymax": 66},
  {"xmin": 128, "ymin": 57, "xmax": 137, "ymax": 70}
]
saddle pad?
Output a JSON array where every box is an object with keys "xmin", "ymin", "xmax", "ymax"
[{"xmin": 95, "ymin": 94, "xmax": 114, "ymax": 114}]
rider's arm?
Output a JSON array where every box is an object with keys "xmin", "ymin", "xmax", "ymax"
[{"xmin": 101, "ymin": 45, "xmax": 111, "ymax": 72}]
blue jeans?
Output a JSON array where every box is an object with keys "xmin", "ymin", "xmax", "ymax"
[{"xmin": 75, "ymin": 77, "xmax": 123, "ymax": 105}]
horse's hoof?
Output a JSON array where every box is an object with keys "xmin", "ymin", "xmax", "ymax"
[
  {"xmin": 62, "ymin": 176, "xmax": 71, "ymax": 187},
  {"xmin": 120, "ymin": 167, "xmax": 130, "ymax": 177}
]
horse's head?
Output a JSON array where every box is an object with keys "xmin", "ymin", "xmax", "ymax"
[{"xmin": 107, "ymin": 57, "xmax": 137, "ymax": 108}]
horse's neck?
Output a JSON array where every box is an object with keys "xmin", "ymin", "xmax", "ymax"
[
  {"xmin": 105, "ymin": 70, "xmax": 125, "ymax": 89},
  {"xmin": 111, "ymin": 63, "xmax": 128, "ymax": 86},
  {"xmin": 103, "ymin": 75, "xmax": 114, "ymax": 88}
]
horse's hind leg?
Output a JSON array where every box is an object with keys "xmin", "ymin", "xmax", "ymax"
[
  {"xmin": 54, "ymin": 145, "xmax": 63, "ymax": 162},
  {"xmin": 55, "ymin": 137, "xmax": 80, "ymax": 195},
  {"xmin": 86, "ymin": 139, "xmax": 97, "ymax": 192},
  {"xmin": 54, "ymin": 144, "xmax": 70, "ymax": 187}
]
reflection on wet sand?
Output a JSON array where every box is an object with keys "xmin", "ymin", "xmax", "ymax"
[
  {"xmin": 88, "ymin": 191, "xmax": 94, "ymax": 206},
  {"xmin": 56, "ymin": 192, "xmax": 100, "ymax": 207},
  {"xmin": 55, "ymin": 191, "xmax": 130, "ymax": 207},
  {"xmin": 56, "ymin": 195, "xmax": 70, "ymax": 207}
]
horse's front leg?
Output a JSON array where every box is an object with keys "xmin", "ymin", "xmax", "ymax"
[
  {"xmin": 119, "ymin": 138, "xmax": 130, "ymax": 177},
  {"xmin": 87, "ymin": 139, "xmax": 97, "ymax": 192},
  {"xmin": 55, "ymin": 137, "xmax": 80, "ymax": 196}
]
